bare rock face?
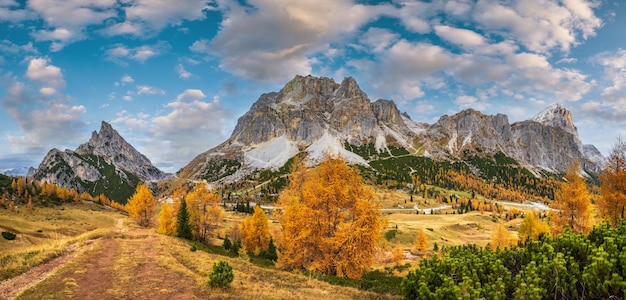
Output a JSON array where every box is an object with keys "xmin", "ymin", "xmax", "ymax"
[
  {"xmin": 179, "ymin": 75, "xmax": 605, "ymax": 183},
  {"xmin": 30, "ymin": 121, "xmax": 166, "ymax": 202},
  {"xmin": 178, "ymin": 75, "xmax": 415, "ymax": 181},
  {"xmin": 423, "ymin": 109, "xmax": 514, "ymax": 159},
  {"xmin": 76, "ymin": 121, "xmax": 166, "ymax": 182}
]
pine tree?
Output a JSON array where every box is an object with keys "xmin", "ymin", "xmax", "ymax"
[
  {"xmin": 176, "ymin": 197, "xmax": 193, "ymax": 240},
  {"xmin": 223, "ymin": 235, "xmax": 232, "ymax": 251}
]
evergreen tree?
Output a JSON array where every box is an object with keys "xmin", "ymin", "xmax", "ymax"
[
  {"xmin": 176, "ymin": 197, "xmax": 193, "ymax": 240},
  {"xmin": 223, "ymin": 235, "xmax": 232, "ymax": 251}
]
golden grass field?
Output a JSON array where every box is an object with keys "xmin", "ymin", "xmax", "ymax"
[{"xmin": 0, "ymin": 187, "xmax": 535, "ymax": 299}]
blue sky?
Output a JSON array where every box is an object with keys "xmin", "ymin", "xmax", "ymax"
[{"xmin": 1, "ymin": 0, "xmax": 625, "ymax": 173}]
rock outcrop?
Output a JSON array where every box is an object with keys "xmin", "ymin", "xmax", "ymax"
[
  {"xmin": 178, "ymin": 75, "xmax": 415, "ymax": 181},
  {"xmin": 29, "ymin": 121, "xmax": 166, "ymax": 202},
  {"xmin": 180, "ymin": 75, "xmax": 605, "ymax": 183}
]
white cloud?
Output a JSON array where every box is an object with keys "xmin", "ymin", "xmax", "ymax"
[
  {"xmin": 176, "ymin": 64, "xmax": 192, "ymax": 79},
  {"xmin": 434, "ymin": 25, "xmax": 485, "ymax": 49},
  {"xmin": 472, "ymin": 0, "xmax": 602, "ymax": 53},
  {"xmin": 455, "ymin": 95, "xmax": 489, "ymax": 110},
  {"xmin": 146, "ymin": 89, "xmax": 229, "ymax": 171},
  {"xmin": 105, "ymin": 41, "xmax": 170, "ymax": 64},
  {"xmin": 25, "ymin": 58, "xmax": 66, "ymax": 95},
  {"xmin": 1, "ymin": 80, "xmax": 86, "ymax": 154},
  {"xmin": 104, "ymin": 0, "xmax": 211, "ymax": 36},
  {"xmin": 121, "ymin": 74, "xmax": 134, "ymax": 85},
  {"xmin": 359, "ymin": 27, "xmax": 399, "ymax": 53},
  {"xmin": 0, "ymin": 40, "xmax": 38, "ymax": 55},
  {"xmin": 136, "ymin": 85, "xmax": 165, "ymax": 95},
  {"xmin": 0, "ymin": 0, "xmax": 36, "ymax": 22},
  {"xmin": 27, "ymin": 0, "xmax": 117, "ymax": 50},
  {"xmin": 206, "ymin": 0, "xmax": 393, "ymax": 82}
]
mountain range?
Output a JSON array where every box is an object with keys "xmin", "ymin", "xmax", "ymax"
[
  {"xmin": 179, "ymin": 75, "xmax": 604, "ymax": 184},
  {"xmin": 27, "ymin": 75, "xmax": 604, "ymax": 202}
]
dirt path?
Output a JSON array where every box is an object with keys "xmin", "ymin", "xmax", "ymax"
[
  {"xmin": 0, "ymin": 241, "xmax": 93, "ymax": 300},
  {"xmin": 14, "ymin": 225, "xmax": 207, "ymax": 300}
]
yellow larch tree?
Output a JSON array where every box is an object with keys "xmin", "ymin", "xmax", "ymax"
[
  {"xmin": 186, "ymin": 183, "xmax": 224, "ymax": 243},
  {"xmin": 276, "ymin": 157, "xmax": 384, "ymax": 280},
  {"xmin": 391, "ymin": 242, "xmax": 404, "ymax": 265},
  {"xmin": 490, "ymin": 223, "xmax": 514, "ymax": 250},
  {"xmin": 597, "ymin": 138, "xmax": 626, "ymax": 227},
  {"xmin": 518, "ymin": 212, "xmax": 550, "ymax": 243},
  {"xmin": 157, "ymin": 202, "xmax": 176, "ymax": 235},
  {"xmin": 413, "ymin": 228, "xmax": 428, "ymax": 252},
  {"xmin": 241, "ymin": 206, "xmax": 271, "ymax": 255},
  {"xmin": 126, "ymin": 183, "xmax": 157, "ymax": 227},
  {"xmin": 552, "ymin": 162, "xmax": 594, "ymax": 235}
]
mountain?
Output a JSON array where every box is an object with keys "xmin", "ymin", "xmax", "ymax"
[
  {"xmin": 1, "ymin": 166, "xmax": 32, "ymax": 176},
  {"xmin": 178, "ymin": 75, "xmax": 417, "ymax": 182},
  {"xmin": 29, "ymin": 121, "xmax": 166, "ymax": 203},
  {"xmin": 180, "ymin": 75, "xmax": 604, "ymax": 186}
]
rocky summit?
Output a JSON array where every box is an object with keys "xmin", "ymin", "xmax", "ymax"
[
  {"xmin": 29, "ymin": 121, "xmax": 166, "ymax": 203},
  {"xmin": 179, "ymin": 75, "xmax": 604, "ymax": 184}
]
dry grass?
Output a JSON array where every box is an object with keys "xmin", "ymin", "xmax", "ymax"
[{"xmin": 0, "ymin": 202, "xmax": 123, "ymax": 281}]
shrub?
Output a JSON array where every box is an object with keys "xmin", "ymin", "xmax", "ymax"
[
  {"xmin": 208, "ymin": 260, "xmax": 234, "ymax": 288},
  {"xmin": 2, "ymin": 231, "xmax": 16, "ymax": 240},
  {"xmin": 190, "ymin": 244, "xmax": 197, "ymax": 252}
]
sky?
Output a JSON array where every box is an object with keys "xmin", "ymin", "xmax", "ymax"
[{"xmin": 1, "ymin": 0, "xmax": 625, "ymax": 173}]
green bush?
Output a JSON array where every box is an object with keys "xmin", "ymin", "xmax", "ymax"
[
  {"xmin": 208, "ymin": 260, "xmax": 234, "ymax": 288},
  {"xmin": 2, "ymin": 231, "xmax": 16, "ymax": 240},
  {"xmin": 190, "ymin": 244, "xmax": 197, "ymax": 252}
]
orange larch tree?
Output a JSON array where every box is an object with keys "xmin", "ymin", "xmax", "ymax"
[
  {"xmin": 552, "ymin": 162, "xmax": 593, "ymax": 235},
  {"xmin": 276, "ymin": 157, "xmax": 384, "ymax": 280},
  {"xmin": 597, "ymin": 138, "xmax": 626, "ymax": 227},
  {"xmin": 157, "ymin": 202, "xmax": 176, "ymax": 235},
  {"xmin": 240, "ymin": 206, "xmax": 271, "ymax": 255},
  {"xmin": 413, "ymin": 228, "xmax": 428, "ymax": 252},
  {"xmin": 490, "ymin": 223, "xmax": 514, "ymax": 250},
  {"xmin": 186, "ymin": 183, "xmax": 224, "ymax": 243},
  {"xmin": 126, "ymin": 183, "xmax": 157, "ymax": 227},
  {"xmin": 518, "ymin": 212, "xmax": 550, "ymax": 243}
]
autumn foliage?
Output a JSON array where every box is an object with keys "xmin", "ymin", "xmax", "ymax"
[
  {"xmin": 276, "ymin": 158, "xmax": 383, "ymax": 279},
  {"xmin": 597, "ymin": 138, "xmax": 626, "ymax": 227},
  {"xmin": 240, "ymin": 206, "xmax": 271, "ymax": 255},
  {"xmin": 186, "ymin": 183, "xmax": 224, "ymax": 243},
  {"xmin": 552, "ymin": 162, "xmax": 594, "ymax": 235},
  {"xmin": 126, "ymin": 183, "xmax": 157, "ymax": 227},
  {"xmin": 518, "ymin": 212, "xmax": 550, "ymax": 243},
  {"xmin": 489, "ymin": 223, "xmax": 513, "ymax": 250},
  {"xmin": 157, "ymin": 202, "xmax": 176, "ymax": 235},
  {"xmin": 413, "ymin": 229, "xmax": 428, "ymax": 253}
]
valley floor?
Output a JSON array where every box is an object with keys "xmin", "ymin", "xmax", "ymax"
[{"xmin": 2, "ymin": 210, "xmax": 397, "ymax": 300}]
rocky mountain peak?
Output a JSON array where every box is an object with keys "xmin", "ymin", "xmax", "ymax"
[
  {"xmin": 76, "ymin": 121, "xmax": 165, "ymax": 182},
  {"xmin": 531, "ymin": 103, "xmax": 578, "ymax": 137}
]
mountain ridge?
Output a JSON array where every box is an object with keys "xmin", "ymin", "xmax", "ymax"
[
  {"xmin": 29, "ymin": 121, "xmax": 166, "ymax": 203},
  {"xmin": 179, "ymin": 75, "xmax": 604, "ymax": 184}
]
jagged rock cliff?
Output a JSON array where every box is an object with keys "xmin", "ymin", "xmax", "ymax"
[
  {"xmin": 180, "ymin": 75, "xmax": 605, "ymax": 183},
  {"xmin": 178, "ymin": 75, "xmax": 416, "ymax": 181},
  {"xmin": 29, "ymin": 121, "xmax": 166, "ymax": 203}
]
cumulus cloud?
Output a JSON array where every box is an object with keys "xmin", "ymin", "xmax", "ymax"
[
  {"xmin": 472, "ymin": 0, "xmax": 602, "ymax": 53},
  {"xmin": 25, "ymin": 57, "xmax": 66, "ymax": 95},
  {"xmin": 176, "ymin": 64, "xmax": 192, "ymax": 79},
  {"xmin": 434, "ymin": 25, "xmax": 485, "ymax": 49},
  {"xmin": 1, "ymin": 77, "xmax": 86, "ymax": 155},
  {"xmin": 136, "ymin": 85, "xmax": 165, "ymax": 95},
  {"xmin": 27, "ymin": 0, "xmax": 117, "ymax": 50},
  {"xmin": 105, "ymin": 41, "xmax": 170, "ymax": 65},
  {"xmin": 104, "ymin": 0, "xmax": 212, "ymax": 36},
  {"xmin": 142, "ymin": 89, "xmax": 230, "ymax": 171},
  {"xmin": 205, "ymin": 0, "xmax": 392, "ymax": 83}
]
